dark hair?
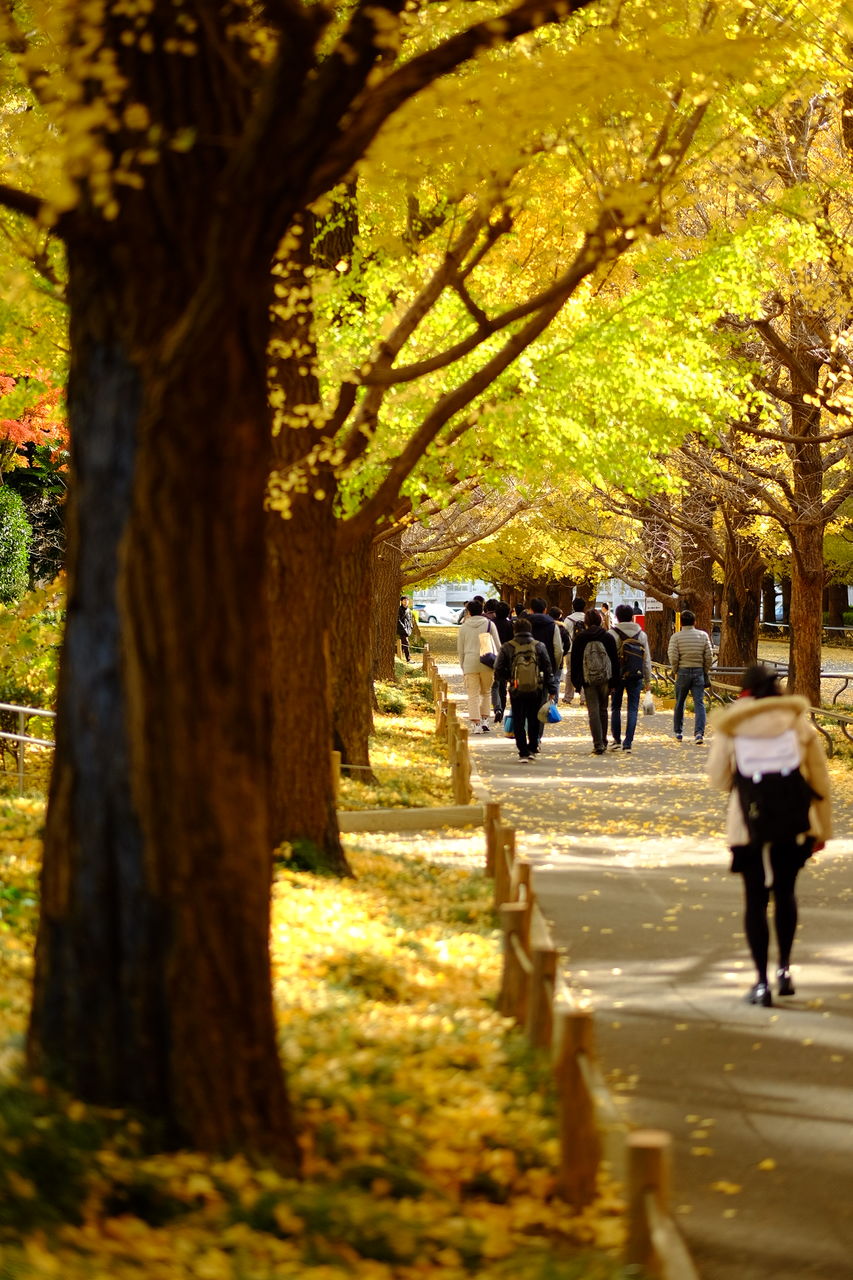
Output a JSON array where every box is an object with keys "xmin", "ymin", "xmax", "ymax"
[
  {"xmin": 600, "ymin": 602, "xmax": 609, "ymax": 609},
  {"xmin": 485, "ymin": 598, "xmax": 500, "ymax": 613},
  {"xmin": 530, "ymin": 597, "xmax": 546, "ymax": 613},
  {"xmin": 572, "ymin": 597, "xmax": 585, "ymax": 611},
  {"xmin": 586, "ymin": 608, "xmax": 601, "ymax": 627},
  {"xmin": 681, "ymin": 610, "xmax": 695, "ymax": 626},
  {"xmin": 513, "ymin": 616, "xmax": 533, "ymax": 634},
  {"xmin": 548, "ymin": 606, "xmax": 563, "ymax": 619},
  {"xmin": 467, "ymin": 599, "xmax": 483, "ymax": 616},
  {"xmin": 741, "ymin": 664, "xmax": 782, "ymax": 699},
  {"xmin": 497, "ymin": 601, "xmax": 511, "ymax": 619},
  {"xmin": 615, "ymin": 603, "xmax": 634, "ymax": 622},
  {"xmin": 473, "ymin": 595, "xmax": 485, "ymax": 603}
]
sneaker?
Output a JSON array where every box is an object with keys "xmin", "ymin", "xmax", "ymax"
[
  {"xmin": 694, "ymin": 735, "xmax": 704, "ymax": 745},
  {"xmin": 675, "ymin": 734, "xmax": 682, "ymax": 742},
  {"xmin": 622, "ymin": 745, "xmax": 632, "ymax": 754},
  {"xmin": 777, "ymin": 968, "xmax": 796, "ymax": 997},
  {"xmin": 592, "ymin": 747, "xmax": 605, "ymax": 755},
  {"xmin": 746, "ymin": 981, "xmax": 772, "ymax": 1007},
  {"xmin": 518, "ymin": 754, "xmax": 531, "ymax": 763},
  {"xmin": 480, "ymin": 722, "xmax": 491, "ymax": 733},
  {"xmin": 609, "ymin": 741, "xmax": 622, "ymax": 751},
  {"xmin": 493, "ymin": 712, "xmax": 502, "ymax": 723},
  {"xmin": 470, "ymin": 723, "xmax": 484, "ymax": 734}
]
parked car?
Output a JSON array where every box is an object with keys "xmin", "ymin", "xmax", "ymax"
[{"xmin": 415, "ymin": 603, "xmax": 462, "ymax": 625}]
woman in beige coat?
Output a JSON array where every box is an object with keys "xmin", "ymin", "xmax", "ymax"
[{"xmin": 707, "ymin": 666, "xmax": 832, "ymax": 1007}]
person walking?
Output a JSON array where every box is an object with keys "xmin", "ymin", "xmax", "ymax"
[
  {"xmin": 487, "ymin": 600, "xmax": 514, "ymax": 723},
  {"xmin": 610, "ymin": 603, "xmax": 652, "ymax": 753},
  {"xmin": 707, "ymin": 665, "xmax": 832, "ymax": 1006},
  {"xmin": 397, "ymin": 595, "xmax": 414, "ymax": 662},
  {"xmin": 570, "ymin": 608, "xmax": 618, "ymax": 754},
  {"xmin": 457, "ymin": 599, "xmax": 501, "ymax": 734},
  {"xmin": 493, "ymin": 616, "xmax": 557, "ymax": 761},
  {"xmin": 599, "ymin": 602, "xmax": 612, "ymax": 630},
  {"xmin": 668, "ymin": 609, "xmax": 713, "ymax": 744},
  {"xmin": 562, "ymin": 597, "xmax": 587, "ymax": 704}
]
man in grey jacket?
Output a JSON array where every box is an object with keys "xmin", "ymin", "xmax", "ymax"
[{"xmin": 668, "ymin": 609, "xmax": 713, "ymax": 744}]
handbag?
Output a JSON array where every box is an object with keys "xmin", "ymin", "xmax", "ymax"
[
  {"xmin": 502, "ymin": 710, "xmax": 514, "ymax": 735},
  {"xmin": 537, "ymin": 700, "xmax": 550, "ymax": 723},
  {"xmin": 547, "ymin": 702, "xmax": 562, "ymax": 723},
  {"xmin": 478, "ymin": 630, "xmax": 497, "ymax": 667},
  {"xmin": 642, "ymin": 691, "xmax": 655, "ymax": 716}
]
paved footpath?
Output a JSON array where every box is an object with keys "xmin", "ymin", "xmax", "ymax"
[{"xmin": 442, "ymin": 666, "xmax": 853, "ymax": 1280}]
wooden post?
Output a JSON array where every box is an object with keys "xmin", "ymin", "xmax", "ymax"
[
  {"xmin": 526, "ymin": 946, "xmax": 557, "ymax": 1049},
  {"xmin": 422, "ymin": 644, "xmax": 430, "ymax": 673},
  {"xmin": 331, "ymin": 750, "xmax": 342, "ymax": 804},
  {"xmin": 454, "ymin": 725, "xmax": 473, "ymax": 803},
  {"xmin": 493, "ymin": 824, "xmax": 515, "ymax": 909},
  {"xmin": 484, "ymin": 801, "xmax": 501, "ymax": 876},
  {"xmin": 625, "ymin": 1130, "xmax": 673, "ymax": 1272},
  {"xmin": 446, "ymin": 700, "xmax": 458, "ymax": 751},
  {"xmin": 498, "ymin": 901, "xmax": 530, "ymax": 1023},
  {"xmin": 554, "ymin": 1008, "xmax": 601, "ymax": 1208},
  {"xmin": 436, "ymin": 684, "xmax": 448, "ymax": 736}
]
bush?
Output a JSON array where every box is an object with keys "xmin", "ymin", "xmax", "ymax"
[{"xmin": 0, "ymin": 488, "xmax": 30, "ymax": 604}]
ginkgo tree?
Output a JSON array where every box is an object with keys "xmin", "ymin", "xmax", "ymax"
[{"xmin": 0, "ymin": 0, "xmax": 833, "ymax": 1162}]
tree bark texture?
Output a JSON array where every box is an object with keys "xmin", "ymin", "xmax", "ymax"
[
  {"xmin": 372, "ymin": 531, "xmax": 403, "ymax": 681},
  {"xmin": 267, "ymin": 230, "xmax": 348, "ymax": 873},
  {"xmin": 717, "ymin": 513, "xmax": 763, "ymax": 667},
  {"xmin": 332, "ymin": 531, "xmax": 377, "ymax": 771},
  {"xmin": 678, "ymin": 488, "xmax": 713, "ymax": 634},
  {"xmin": 785, "ymin": 320, "xmax": 824, "ymax": 706},
  {"xmin": 827, "ymin": 582, "xmax": 847, "ymax": 630},
  {"xmin": 30, "ymin": 225, "xmax": 300, "ymax": 1164}
]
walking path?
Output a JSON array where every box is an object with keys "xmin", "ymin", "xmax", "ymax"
[{"xmin": 444, "ymin": 664, "xmax": 853, "ymax": 1280}]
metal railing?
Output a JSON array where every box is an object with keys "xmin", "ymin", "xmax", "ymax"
[{"xmin": 0, "ymin": 701, "xmax": 55, "ymax": 796}]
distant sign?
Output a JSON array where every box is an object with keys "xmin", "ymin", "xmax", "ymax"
[{"xmin": 644, "ymin": 598, "xmax": 664, "ymax": 612}]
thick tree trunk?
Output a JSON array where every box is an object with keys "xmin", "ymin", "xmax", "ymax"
[
  {"xmin": 268, "ymin": 489, "xmax": 349, "ymax": 874},
  {"xmin": 717, "ymin": 514, "xmax": 763, "ymax": 667},
  {"xmin": 267, "ymin": 228, "xmax": 348, "ymax": 873},
  {"xmin": 29, "ymin": 238, "xmax": 299, "ymax": 1163},
  {"xmin": 827, "ymin": 582, "xmax": 847, "ymax": 629},
  {"xmin": 679, "ymin": 491, "xmax": 714, "ymax": 634},
  {"xmin": 332, "ymin": 532, "xmax": 376, "ymax": 770},
  {"xmin": 372, "ymin": 532, "xmax": 403, "ymax": 681},
  {"xmin": 644, "ymin": 608, "xmax": 675, "ymax": 664},
  {"xmin": 787, "ymin": 524, "xmax": 824, "ymax": 704}
]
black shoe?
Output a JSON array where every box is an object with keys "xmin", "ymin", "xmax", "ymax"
[
  {"xmin": 746, "ymin": 981, "xmax": 772, "ymax": 1007},
  {"xmin": 593, "ymin": 747, "xmax": 605, "ymax": 755},
  {"xmin": 777, "ymin": 968, "xmax": 796, "ymax": 997}
]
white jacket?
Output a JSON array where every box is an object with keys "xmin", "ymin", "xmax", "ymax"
[
  {"xmin": 707, "ymin": 695, "xmax": 833, "ymax": 847},
  {"xmin": 457, "ymin": 616, "xmax": 500, "ymax": 675}
]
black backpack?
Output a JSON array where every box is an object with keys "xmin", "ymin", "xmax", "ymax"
[
  {"xmin": 509, "ymin": 638, "xmax": 542, "ymax": 694},
  {"xmin": 615, "ymin": 628, "xmax": 645, "ymax": 682},
  {"xmin": 732, "ymin": 730, "xmax": 820, "ymax": 845}
]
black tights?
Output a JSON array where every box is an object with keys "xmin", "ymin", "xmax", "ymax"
[{"xmin": 740, "ymin": 856, "xmax": 801, "ymax": 983}]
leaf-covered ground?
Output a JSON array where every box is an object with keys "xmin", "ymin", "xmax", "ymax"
[{"xmin": 0, "ymin": 798, "xmax": 626, "ymax": 1280}]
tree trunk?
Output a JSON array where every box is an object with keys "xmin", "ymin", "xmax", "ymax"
[
  {"xmin": 827, "ymin": 582, "xmax": 847, "ymax": 629},
  {"xmin": 29, "ymin": 236, "xmax": 300, "ymax": 1164},
  {"xmin": 372, "ymin": 532, "xmax": 403, "ymax": 681},
  {"xmin": 267, "ymin": 228, "xmax": 348, "ymax": 873},
  {"xmin": 785, "ymin": 322, "xmax": 824, "ymax": 706},
  {"xmin": 717, "ymin": 513, "xmax": 763, "ymax": 667},
  {"xmin": 787, "ymin": 524, "xmax": 824, "ymax": 704},
  {"xmin": 644, "ymin": 608, "xmax": 675, "ymax": 664},
  {"xmin": 678, "ymin": 491, "xmax": 714, "ymax": 634},
  {"xmin": 332, "ymin": 531, "xmax": 377, "ymax": 771},
  {"xmin": 761, "ymin": 574, "xmax": 776, "ymax": 624}
]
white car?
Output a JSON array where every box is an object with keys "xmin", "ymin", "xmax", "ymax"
[{"xmin": 416, "ymin": 603, "xmax": 462, "ymax": 625}]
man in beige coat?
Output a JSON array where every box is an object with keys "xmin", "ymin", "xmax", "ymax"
[{"xmin": 707, "ymin": 666, "xmax": 832, "ymax": 1007}]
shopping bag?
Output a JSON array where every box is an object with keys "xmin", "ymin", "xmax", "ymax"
[
  {"xmin": 502, "ymin": 710, "xmax": 514, "ymax": 735},
  {"xmin": 642, "ymin": 691, "xmax": 655, "ymax": 716},
  {"xmin": 547, "ymin": 702, "xmax": 562, "ymax": 724}
]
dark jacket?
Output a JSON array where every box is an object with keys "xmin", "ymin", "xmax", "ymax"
[
  {"xmin": 489, "ymin": 613, "xmax": 514, "ymax": 645},
  {"xmin": 397, "ymin": 605, "xmax": 413, "ymax": 638},
  {"xmin": 494, "ymin": 636, "xmax": 558, "ymax": 698},
  {"xmin": 528, "ymin": 612, "xmax": 562, "ymax": 671},
  {"xmin": 570, "ymin": 625, "xmax": 618, "ymax": 690}
]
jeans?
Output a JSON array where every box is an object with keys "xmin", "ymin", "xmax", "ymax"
[
  {"xmin": 584, "ymin": 682, "xmax": 610, "ymax": 751},
  {"xmin": 673, "ymin": 667, "xmax": 707, "ymax": 738},
  {"xmin": 510, "ymin": 691, "xmax": 540, "ymax": 757},
  {"xmin": 611, "ymin": 678, "xmax": 642, "ymax": 748}
]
